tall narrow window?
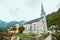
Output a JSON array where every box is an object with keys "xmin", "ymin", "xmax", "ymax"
[
  {"xmin": 25, "ymin": 26, "xmax": 27, "ymax": 31},
  {"xmin": 30, "ymin": 25, "xmax": 32, "ymax": 31},
  {"xmin": 34, "ymin": 24, "xmax": 36, "ymax": 31}
]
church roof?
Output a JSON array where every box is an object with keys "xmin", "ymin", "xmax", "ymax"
[{"xmin": 24, "ymin": 17, "xmax": 43, "ymax": 24}]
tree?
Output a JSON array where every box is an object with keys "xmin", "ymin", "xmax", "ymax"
[
  {"xmin": 46, "ymin": 8, "xmax": 60, "ymax": 30},
  {"xmin": 0, "ymin": 29, "xmax": 8, "ymax": 33},
  {"xmin": 18, "ymin": 25, "xmax": 25, "ymax": 33}
]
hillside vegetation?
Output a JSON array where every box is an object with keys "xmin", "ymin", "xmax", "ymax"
[{"xmin": 46, "ymin": 8, "xmax": 60, "ymax": 30}]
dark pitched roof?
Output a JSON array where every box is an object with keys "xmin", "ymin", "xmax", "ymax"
[{"xmin": 24, "ymin": 17, "xmax": 43, "ymax": 24}]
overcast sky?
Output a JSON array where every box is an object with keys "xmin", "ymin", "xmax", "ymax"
[{"xmin": 0, "ymin": 0, "xmax": 60, "ymax": 22}]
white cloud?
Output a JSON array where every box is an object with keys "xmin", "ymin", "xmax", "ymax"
[{"xmin": 0, "ymin": 0, "xmax": 59, "ymax": 22}]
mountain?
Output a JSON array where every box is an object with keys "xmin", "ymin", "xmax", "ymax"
[
  {"xmin": 6, "ymin": 21, "xmax": 18, "ymax": 28},
  {"xmin": 0, "ymin": 20, "xmax": 25, "ymax": 29},
  {"xmin": 0, "ymin": 20, "xmax": 7, "ymax": 30},
  {"xmin": 17, "ymin": 20, "xmax": 25, "ymax": 25}
]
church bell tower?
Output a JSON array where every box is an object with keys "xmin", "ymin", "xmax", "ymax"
[{"xmin": 41, "ymin": 3, "xmax": 47, "ymax": 32}]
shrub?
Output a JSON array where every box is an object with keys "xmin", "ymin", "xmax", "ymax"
[
  {"xmin": 52, "ymin": 32, "xmax": 60, "ymax": 40},
  {"xmin": 41, "ymin": 32, "xmax": 49, "ymax": 39},
  {"xmin": 18, "ymin": 25, "xmax": 25, "ymax": 33}
]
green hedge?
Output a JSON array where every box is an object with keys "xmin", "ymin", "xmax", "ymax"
[{"xmin": 15, "ymin": 33, "xmax": 38, "ymax": 37}]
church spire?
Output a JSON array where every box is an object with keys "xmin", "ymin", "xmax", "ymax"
[
  {"xmin": 41, "ymin": 3, "xmax": 45, "ymax": 17},
  {"xmin": 41, "ymin": 3, "xmax": 44, "ymax": 13}
]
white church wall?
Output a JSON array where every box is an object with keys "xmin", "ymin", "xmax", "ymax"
[
  {"xmin": 23, "ymin": 22, "xmax": 40, "ymax": 34},
  {"xmin": 23, "ymin": 19, "xmax": 47, "ymax": 34},
  {"xmin": 31, "ymin": 22, "xmax": 38, "ymax": 31},
  {"xmin": 24, "ymin": 24, "xmax": 31, "ymax": 31},
  {"xmin": 23, "ymin": 18, "xmax": 47, "ymax": 34},
  {"xmin": 39, "ymin": 19, "xmax": 44, "ymax": 31},
  {"xmin": 31, "ymin": 22, "xmax": 39, "ymax": 34},
  {"xmin": 23, "ymin": 24, "xmax": 31, "ymax": 34},
  {"xmin": 41, "ymin": 17, "xmax": 47, "ymax": 32}
]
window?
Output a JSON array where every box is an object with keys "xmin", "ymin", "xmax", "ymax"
[
  {"xmin": 25, "ymin": 26, "xmax": 28, "ymax": 31},
  {"xmin": 30, "ymin": 25, "xmax": 32, "ymax": 31},
  {"xmin": 34, "ymin": 24, "xmax": 36, "ymax": 31}
]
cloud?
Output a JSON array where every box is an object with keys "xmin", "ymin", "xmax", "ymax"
[{"xmin": 0, "ymin": 0, "xmax": 59, "ymax": 22}]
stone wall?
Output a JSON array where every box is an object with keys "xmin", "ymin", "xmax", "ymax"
[
  {"xmin": 20, "ymin": 36, "xmax": 43, "ymax": 40},
  {"xmin": 0, "ymin": 36, "xmax": 43, "ymax": 40}
]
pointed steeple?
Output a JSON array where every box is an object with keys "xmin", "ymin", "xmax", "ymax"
[
  {"xmin": 41, "ymin": 3, "xmax": 45, "ymax": 17},
  {"xmin": 41, "ymin": 3, "xmax": 44, "ymax": 13}
]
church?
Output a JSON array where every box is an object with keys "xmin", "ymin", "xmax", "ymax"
[{"xmin": 23, "ymin": 4, "xmax": 47, "ymax": 34}]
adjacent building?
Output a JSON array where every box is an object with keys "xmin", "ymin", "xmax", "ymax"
[{"xmin": 8, "ymin": 24, "xmax": 20, "ymax": 33}]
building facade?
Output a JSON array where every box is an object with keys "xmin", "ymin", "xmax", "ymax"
[
  {"xmin": 23, "ymin": 4, "xmax": 47, "ymax": 34},
  {"xmin": 8, "ymin": 24, "xmax": 20, "ymax": 33}
]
